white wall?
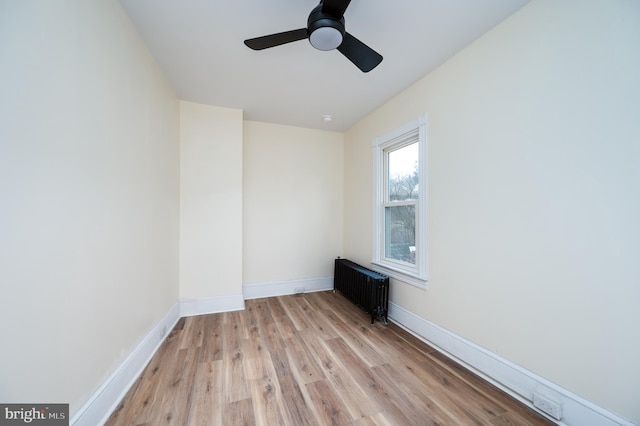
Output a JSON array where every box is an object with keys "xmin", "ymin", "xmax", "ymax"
[
  {"xmin": 243, "ymin": 121, "xmax": 343, "ymax": 288},
  {"xmin": 0, "ymin": 0, "xmax": 180, "ymax": 417},
  {"xmin": 344, "ymin": 0, "xmax": 640, "ymax": 423},
  {"xmin": 180, "ymin": 101, "xmax": 243, "ymax": 300}
]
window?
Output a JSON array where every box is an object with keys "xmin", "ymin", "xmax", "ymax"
[{"xmin": 372, "ymin": 114, "xmax": 427, "ymax": 288}]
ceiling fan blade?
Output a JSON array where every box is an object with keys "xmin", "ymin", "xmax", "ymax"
[
  {"xmin": 337, "ymin": 32, "xmax": 383, "ymax": 72},
  {"xmin": 321, "ymin": 0, "xmax": 352, "ymax": 17},
  {"xmin": 244, "ymin": 28, "xmax": 308, "ymax": 50}
]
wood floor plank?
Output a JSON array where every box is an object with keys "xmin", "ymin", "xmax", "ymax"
[
  {"xmin": 330, "ymin": 319, "xmax": 387, "ymax": 368},
  {"xmin": 222, "ymin": 398, "xmax": 256, "ymax": 426},
  {"xmin": 371, "ymin": 363, "xmax": 460, "ymax": 425},
  {"xmin": 370, "ymin": 363, "xmax": 456, "ymax": 426},
  {"xmin": 324, "ymin": 290, "xmax": 374, "ymax": 326},
  {"xmin": 271, "ymin": 309, "xmax": 298, "ymax": 341},
  {"xmin": 284, "ymin": 333, "xmax": 325, "ymax": 385},
  {"xmin": 299, "ymin": 329, "xmax": 380, "ymax": 420},
  {"xmin": 187, "ymin": 360, "xmax": 223, "ymax": 426},
  {"xmin": 278, "ymin": 295, "xmax": 313, "ymax": 331},
  {"xmin": 426, "ymin": 348, "xmax": 547, "ymax": 425},
  {"xmin": 199, "ymin": 314, "xmax": 224, "ymax": 362},
  {"xmin": 179, "ymin": 315, "xmax": 204, "ymax": 350},
  {"xmin": 323, "ymin": 337, "xmax": 422, "ymax": 425},
  {"xmin": 253, "ymin": 300, "xmax": 286, "ymax": 352},
  {"xmin": 306, "ymin": 379, "xmax": 352, "ymax": 425},
  {"xmin": 224, "ymin": 310, "xmax": 250, "ymax": 340},
  {"xmin": 221, "ymin": 312, "xmax": 251, "ymax": 404},
  {"xmin": 158, "ymin": 346, "xmax": 200, "ymax": 424},
  {"xmin": 352, "ymin": 412, "xmax": 395, "ymax": 426},
  {"xmin": 242, "ymin": 300, "xmax": 262, "ymax": 343},
  {"xmin": 490, "ymin": 409, "xmax": 556, "ymax": 426},
  {"xmin": 373, "ymin": 334, "xmax": 509, "ymax": 424},
  {"xmin": 223, "ymin": 343, "xmax": 251, "ymax": 403},
  {"xmin": 106, "ymin": 324, "xmax": 188, "ymax": 425},
  {"xmin": 269, "ymin": 347, "xmax": 316, "ymax": 425},
  {"xmin": 265, "ymin": 296, "xmax": 288, "ymax": 317},
  {"xmin": 105, "ymin": 291, "xmax": 553, "ymax": 426},
  {"xmin": 241, "ymin": 335, "xmax": 268, "ymax": 366},
  {"xmin": 291, "ymin": 295, "xmax": 340, "ymax": 340},
  {"xmin": 246, "ymin": 358, "xmax": 286, "ymax": 426}
]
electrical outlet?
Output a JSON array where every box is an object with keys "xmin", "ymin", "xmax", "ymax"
[
  {"xmin": 533, "ymin": 392, "xmax": 562, "ymax": 420},
  {"xmin": 293, "ymin": 287, "xmax": 305, "ymax": 294}
]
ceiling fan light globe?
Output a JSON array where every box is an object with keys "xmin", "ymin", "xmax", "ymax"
[{"xmin": 309, "ymin": 26, "xmax": 343, "ymax": 51}]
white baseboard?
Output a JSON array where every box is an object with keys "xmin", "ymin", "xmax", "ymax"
[
  {"xmin": 71, "ymin": 293, "xmax": 245, "ymax": 426},
  {"xmin": 72, "ymin": 293, "xmax": 632, "ymax": 426},
  {"xmin": 243, "ymin": 276, "xmax": 333, "ymax": 299},
  {"xmin": 388, "ymin": 302, "xmax": 634, "ymax": 426},
  {"xmin": 71, "ymin": 302, "xmax": 181, "ymax": 426},
  {"xmin": 180, "ymin": 293, "xmax": 245, "ymax": 317}
]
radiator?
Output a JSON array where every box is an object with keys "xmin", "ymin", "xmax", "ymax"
[{"xmin": 333, "ymin": 258, "xmax": 389, "ymax": 325}]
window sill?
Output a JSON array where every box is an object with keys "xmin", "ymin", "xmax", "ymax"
[{"xmin": 370, "ymin": 261, "xmax": 428, "ymax": 290}]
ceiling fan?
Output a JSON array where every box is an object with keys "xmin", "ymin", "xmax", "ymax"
[{"xmin": 244, "ymin": 0, "xmax": 383, "ymax": 73}]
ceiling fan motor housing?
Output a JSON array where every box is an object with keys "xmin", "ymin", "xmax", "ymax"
[{"xmin": 307, "ymin": 4, "xmax": 345, "ymax": 51}]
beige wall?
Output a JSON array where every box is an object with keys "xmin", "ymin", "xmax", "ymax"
[
  {"xmin": 179, "ymin": 101, "xmax": 243, "ymax": 299},
  {"xmin": 0, "ymin": 0, "xmax": 180, "ymax": 417},
  {"xmin": 344, "ymin": 0, "xmax": 640, "ymax": 422},
  {"xmin": 243, "ymin": 121, "xmax": 344, "ymax": 285}
]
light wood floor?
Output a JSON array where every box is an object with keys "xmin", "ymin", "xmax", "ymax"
[{"xmin": 106, "ymin": 291, "xmax": 553, "ymax": 425}]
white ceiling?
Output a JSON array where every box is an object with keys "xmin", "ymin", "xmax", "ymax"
[{"xmin": 119, "ymin": 0, "xmax": 531, "ymax": 132}]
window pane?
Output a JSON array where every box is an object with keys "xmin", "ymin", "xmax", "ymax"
[
  {"xmin": 387, "ymin": 142, "xmax": 419, "ymax": 201},
  {"xmin": 384, "ymin": 205, "xmax": 416, "ymax": 264}
]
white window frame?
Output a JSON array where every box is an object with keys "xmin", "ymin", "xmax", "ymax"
[{"xmin": 372, "ymin": 113, "xmax": 428, "ymax": 289}]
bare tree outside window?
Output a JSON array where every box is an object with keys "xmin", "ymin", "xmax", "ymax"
[{"xmin": 385, "ymin": 143, "xmax": 418, "ymax": 264}]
